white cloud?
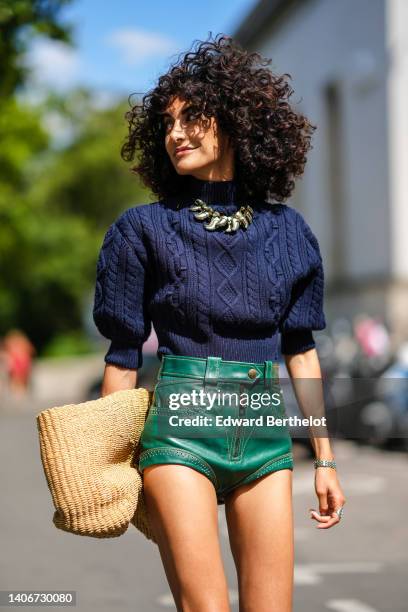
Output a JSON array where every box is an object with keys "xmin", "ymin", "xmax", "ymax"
[
  {"xmin": 89, "ymin": 89, "xmax": 123, "ymax": 110},
  {"xmin": 41, "ymin": 110, "xmax": 77, "ymax": 148},
  {"xmin": 26, "ymin": 38, "xmax": 81, "ymax": 92},
  {"xmin": 105, "ymin": 28, "xmax": 179, "ymax": 66}
]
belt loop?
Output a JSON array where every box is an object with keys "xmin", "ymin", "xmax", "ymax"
[
  {"xmin": 204, "ymin": 356, "xmax": 222, "ymax": 384},
  {"xmin": 204, "ymin": 356, "xmax": 222, "ymax": 400},
  {"xmin": 264, "ymin": 360, "xmax": 273, "ymax": 380},
  {"xmin": 264, "ymin": 360, "xmax": 274, "ymax": 391}
]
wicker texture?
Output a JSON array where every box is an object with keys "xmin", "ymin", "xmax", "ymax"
[{"xmin": 36, "ymin": 387, "xmax": 158, "ymax": 543}]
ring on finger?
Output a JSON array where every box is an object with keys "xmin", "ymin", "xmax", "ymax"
[{"xmin": 335, "ymin": 506, "xmax": 344, "ymax": 519}]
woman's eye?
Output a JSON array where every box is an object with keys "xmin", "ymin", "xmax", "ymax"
[
  {"xmin": 163, "ymin": 119, "xmax": 174, "ymax": 132},
  {"xmin": 163, "ymin": 110, "xmax": 198, "ymax": 131}
]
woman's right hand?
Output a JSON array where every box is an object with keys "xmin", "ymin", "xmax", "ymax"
[{"xmin": 309, "ymin": 467, "xmax": 346, "ymax": 529}]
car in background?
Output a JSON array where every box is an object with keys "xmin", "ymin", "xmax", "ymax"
[{"xmin": 357, "ymin": 359, "xmax": 408, "ymax": 451}]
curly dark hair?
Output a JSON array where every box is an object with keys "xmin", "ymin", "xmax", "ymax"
[{"xmin": 121, "ymin": 32, "xmax": 316, "ymax": 204}]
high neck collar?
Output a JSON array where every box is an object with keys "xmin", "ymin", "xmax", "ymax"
[{"xmin": 184, "ymin": 176, "xmax": 238, "ymax": 205}]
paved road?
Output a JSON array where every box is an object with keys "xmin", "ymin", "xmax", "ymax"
[{"xmin": 1, "ymin": 369, "xmax": 407, "ymax": 611}]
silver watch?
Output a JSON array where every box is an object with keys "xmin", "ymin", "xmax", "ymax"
[{"xmin": 314, "ymin": 459, "xmax": 336, "ymax": 469}]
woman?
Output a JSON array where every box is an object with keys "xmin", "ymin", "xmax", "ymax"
[{"xmin": 93, "ymin": 34, "xmax": 346, "ymax": 612}]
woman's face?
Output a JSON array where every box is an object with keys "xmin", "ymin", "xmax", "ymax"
[{"xmin": 163, "ymin": 96, "xmax": 234, "ymax": 181}]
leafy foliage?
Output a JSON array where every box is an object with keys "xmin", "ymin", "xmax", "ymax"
[
  {"xmin": 0, "ymin": 2, "xmax": 152, "ymax": 356},
  {"xmin": 0, "ymin": 91, "xmax": 150, "ymax": 355},
  {"xmin": 0, "ymin": 0, "xmax": 74, "ymax": 98}
]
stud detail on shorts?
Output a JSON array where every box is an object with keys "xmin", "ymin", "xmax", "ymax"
[{"xmin": 248, "ymin": 368, "xmax": 258, "ymax": 379}]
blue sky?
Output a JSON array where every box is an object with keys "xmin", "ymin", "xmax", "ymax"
[{"xmin": 26, "ymin": 0, "xmax": 257, "ymax": 98}]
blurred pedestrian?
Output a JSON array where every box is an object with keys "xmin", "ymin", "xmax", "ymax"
[
  {"xmin": 0, "ymin": 338, "xmax": 9, "ymax": 397},
  {"xmin": 3, "ymin": 329, "xmax": 36, "ymax": 398}
]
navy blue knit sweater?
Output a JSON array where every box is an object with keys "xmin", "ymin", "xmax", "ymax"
[{"xmin": 92, "ymin": 176, "xmax": 326, "ymax": 369}]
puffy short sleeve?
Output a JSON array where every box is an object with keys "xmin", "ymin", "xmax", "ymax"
[
  {"xmin": 92, "ymin": 208, "xmax": 152, "ymax": 369},
  {"xmin": 279, "ymin": 211, "xmax": 326, "ymax": 355}
]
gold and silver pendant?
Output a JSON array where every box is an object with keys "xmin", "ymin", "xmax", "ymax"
[{"xmin": 188, "ymin": 198, "xmax": 254, "ymax": 233}]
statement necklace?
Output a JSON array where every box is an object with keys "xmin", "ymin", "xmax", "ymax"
[{"xmin": 187, "ymin": 198, "xmax": 254, "ymax": 233}]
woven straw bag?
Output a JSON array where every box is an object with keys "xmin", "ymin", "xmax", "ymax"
[{"xmin": 36, "ymin": 387, "xmax": 158, "ymax": 543}]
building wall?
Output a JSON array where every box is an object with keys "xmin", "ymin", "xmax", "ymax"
[
  {"xmin": 386, "ymin": 0, "xmax": 408, "ymax": 281},
  {"xmin": 238, "ymin": 0, "xmax": 408, "ymax": 343}
]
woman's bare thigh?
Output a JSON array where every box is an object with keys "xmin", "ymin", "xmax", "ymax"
[
  {"xmin": 142, "ymin": 464, "xmax": 231, "ymax": 612},
  {"xmin": 224, "ymin": 468, "xmax": 294, "ymax": 612}
]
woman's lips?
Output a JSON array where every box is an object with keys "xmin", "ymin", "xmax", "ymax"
[{"xmin": 175, "ymin": 147, "xmax": 198, "ymax": 157}]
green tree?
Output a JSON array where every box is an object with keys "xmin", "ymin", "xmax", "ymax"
[
  {"xmin": 36, "ymin": 88, "xmax": 148, "ymax": 230},
  {"xmin": 0, "ymin": 2, "xmax": 152, "ymax": 357},
  {"xmin": 0, "ymin": 0, "xmax": 74, "ymax": 98},
  {"xmin": 0, "ymin": 89, "xmax": 151, "ymax": 356}
]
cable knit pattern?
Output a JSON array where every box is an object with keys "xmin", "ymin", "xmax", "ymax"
[
  {"xmin": 245, "ymin": 224, "xmax": 261, "ymax": 323},
  {"xmin": 188, "ymin": 209, "xmax": 211, "ymax": 337},
  {"xmin": 93, "ymin": 208, "xmax": 152, "ymax": 369},
  {"xmin": 212, "ymin": 230, "xmax": 242, "ymax": 326},
  {"xmin": 92, "ymin": 177, "xmax": 326, "ymax": 368},
  {"xmin": 161, "ymin": 210, "xmax": 187, "ymax": 326},
  {"xmin": 278, "ymin": 205, "xmax": 326, "ymax": 354},
  {"xmin": 263, "ymin": 214, "xmax": 284, "ymax": 328}
]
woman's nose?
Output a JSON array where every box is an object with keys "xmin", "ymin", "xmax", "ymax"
[{"xmin": 168, "ymin": 119, "xmax": 186, "ymax": 141}]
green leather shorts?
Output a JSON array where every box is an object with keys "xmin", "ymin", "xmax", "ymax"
[{"xmin": 138, "ymin": 354, "xmax": 293, "ymax": 504}]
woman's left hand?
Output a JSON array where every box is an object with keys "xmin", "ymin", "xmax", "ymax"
[{"xmin": 309, "ymin": 468, "xmax": 346, "ymax": 529}]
